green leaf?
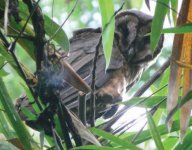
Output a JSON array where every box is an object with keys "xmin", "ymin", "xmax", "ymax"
[
  {"xmin": 0, "ymin": 69, "xmax": 9, "ymax": 77},
  {"xmin": 147, "ymin": 112, "xmax": 164, "ymax": 150},
  {"xmin": 163, "ymin": 137, "xmax": 178, "ymax": 150},
  {"xmin": 130, "ymin": 0, "xmax": 143, "ymax": 9},
  {"xmin": 174, "ymin": 131, "xmax": 192, "ymax": 150},
  {"xmin": 157, "ymin": 68, "xmax": 170, "ymax": 96},
  {"xmin": 90, "ymin": 128, "xmax": 141, "ymax": 150},
  {"xmin": 166, "ymin": 90, "xmax": 192, "ymax": 125},
  {"xmin": 120, "ymin": 96, "xmax": 166, "ymax": 108},
  {"xmin": 98, "ymin": 0, "xmax": 115, "ymax": 69},
  {"xmin": 0, "ymin": 56, "xmax": 5, "ymax": 65},
  {"xmin": 125, "ymin": 118, "xmax": 192, "ymax": 144},
  {"xmin": 74, "ymin": 145, "xmax": 124, "ymax": 150},
  {"xmin": 20, "ymin": 107, "xmax": 36, "ymax": 120},
  {"xmin": 0, "ymin": 78, "xmax": 33, "ymax": 150},
  {"xmin": 0, "ymin": 110, "xmax": 16, "ymax": 139},
  {"xmin": 44, "ymin": 15, "xmax": 70, "ymax": 52},
  {"xmin": 21, "ymin": 84, "xmax": 41, "ymax": 113},
  {"xmin": 150, "ymin": 0, "xmax": 170, "ymax": 52},
  {"xmin": 170, "ymin": 0, "xmax": 178, "ymax": 25},
  {"xmin": 162, "ymin": 23, "xmax": 192, "ymax": 34}
]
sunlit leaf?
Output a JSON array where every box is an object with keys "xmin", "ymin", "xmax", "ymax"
[
  {"xmin": 170, "ymin": 0, "xmax": 178, "ymax": 25},
  {"xmin": 174, "ymin": 131, "xmax": 192, "ymax": 150},
  {"xmin": 74, "ymin": 145, "xmax": 124, "ymax": 150},
  {"xmin": 147, "ymin": 112, "xmax": 164, "ymax": 150},
  {"xmin": 0, "ymin": 69, "xmax": 9, "ymax": 77},
  {"xmin": 90, "ymin": 128, "xmax": 141, "ymax": 150},
  {"xmin": 120, "ymin": 96, "xmax": 166, "ymax": 108},
  {"xmin": 151, "ymin": 0, "xmax": 169, "ymax": 52},
  {"xmin": 162, "ymin": 23, "xmax": 192, "ymax": 33},
  {"xmin": 125, "ymin": 119, "xmax": 192, "ymax": 144},
  {"xmin": 98, "ymin": 0, "xmax": 115, "ymax": 69}
]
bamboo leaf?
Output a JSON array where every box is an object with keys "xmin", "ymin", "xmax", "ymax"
[
  {"xmin": 0, "ymin": 78, "xmax": 33, "ymax": 150},
  {"xmin": 162, "ymin": 23, "xmax": 192, "ymax": 33},
  {"xmin": 44, "ymin": 16, "xmax": 70, "ymax": 52},
  {"xmin": 0, "ymin": 69, "xmax": 9, "ymax": 77},
  {"xmin": 125, "ymin": 119, "xmax": 192, "ymax": 144},
  {"xmin": 120, "ymin": 96, "xmax": 166, "ymax": 108},
  {"xmin": 90, "ymin": 128, "xmax": 141, "ymax": 150},
  {"xmin": 98, "ymin": 0, "xmax": 115, "ymax": 69},
  {"xmin": 166, "ymin": 90, "xmax": 192, "ymax": 126},
  {"xmin": 170, "ymin": 0, "xmax": 178, "ymax": 25},
  {"xmin": 174, "ymin": 131, "xmax": 192, "ymax": 150},
  {"xmin": 147, "ymin": 112, "xmax": 164, "ymax": 150},
  {"xmin": 74, "ymin": 145, "xmax": 124, "ymax": 150},
  {"xmin": 151, "ymin": 0, "xmax": 170, "ymax": 52},
  {"xmin": 20, "ymin": 107, "xmax": 36, "ymax": 120}
]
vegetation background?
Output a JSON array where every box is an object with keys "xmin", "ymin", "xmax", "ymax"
[{"xmin": 0, "ymin": 0, "xmax": 192, "ymax": 150}]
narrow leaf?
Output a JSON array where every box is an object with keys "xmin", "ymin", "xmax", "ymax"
[
  {"xmin": 147, "ymin": 112, "xmax": 164, "ymax": 150},
  {"xmin": 20, "ymin": 107, "xmax": 36, "ymax": 120},
  {"xmin": 91, "ymin": 128, "xmax": 141, "ymax": 150},
  {"xmin": 162, "ymin": 23, "xmax": 192, "ymax": 33},
  {"xmin": 120, "ymin": 96, "xmax": 166, "ymax": 108},
  {"xmin": 150, "ymin": 0, "xmax": 169, "ymax": 52},
  {"xmin": 125, "ymin": 119, "xmax": 192, "ymax": 144},
  {"xmin": 166, "ymin": 90, "xmax": 192, "ymax": 129},
  {"xmin": 0, "ymin": 69, "xmax": 9, "ymax": 77},
  {"xmin": 98, "ymin": 0, "xmax": 115, "ymax": 69},
  {"xmin": 74, "ymin": 145, "xmax": 124, "ymax": 150},
  {"xmin": 0, "ymin": 78, "xmax": 33, "ymax": 150},
  {"xmin": 170, "ymin": 0, "xmax": 178, "ymax": 25}
]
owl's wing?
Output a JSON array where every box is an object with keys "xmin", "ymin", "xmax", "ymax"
[{"xmin": 61, "ymin": 28, "xmax": 110, "ymax": 109}]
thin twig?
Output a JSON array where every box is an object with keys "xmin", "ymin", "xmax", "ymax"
[
  {"xmin": 48, "ymin": 0, "xmax": 79, "ymax": 42},
  {"xmin": 90, "ymin": 35, "xmax": 102, "ymax": 127}
]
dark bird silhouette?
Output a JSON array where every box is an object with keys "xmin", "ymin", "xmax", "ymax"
[
  {"xmin": 60, "ymin": 9, "xmax": 164, "ymax": 120},
  {"xmin": 16, "ymin": 9, "xmax": 164, "ymax": 124}
]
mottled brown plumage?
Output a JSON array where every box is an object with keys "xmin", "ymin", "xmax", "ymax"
[
  {"xmin": 61, "ymin": 10, "xmax": 164, "ymax": 119},
  {"xmin": 16, "ymin": 10, "xmax": 164, "ymax": 123}
]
